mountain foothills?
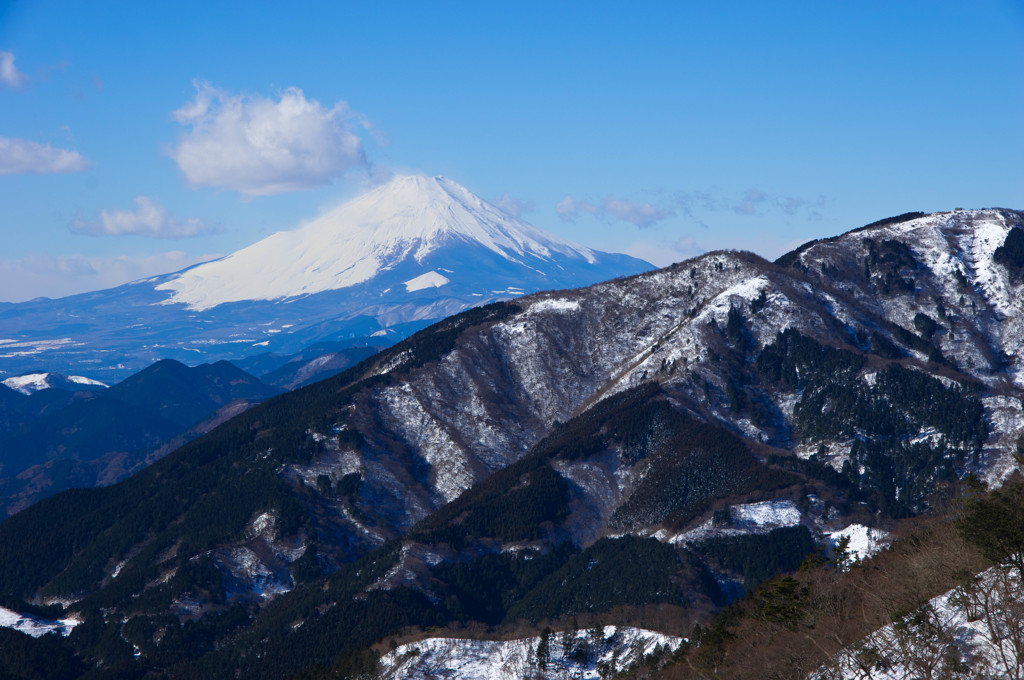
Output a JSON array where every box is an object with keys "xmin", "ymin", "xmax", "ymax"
[
  {"xmin": 0, "ymin": 176, "xmax": 651, "ymax": 383},
  {"xmin": 0, "ymin": 360, "xmax": 283, "ymax": 518},
  {"xmin": 2, "ymin": 208, "xmax": 1024, "ymax": 678}
]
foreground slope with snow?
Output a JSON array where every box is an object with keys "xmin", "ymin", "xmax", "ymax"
[
  {"xmin": 379, "ymin": 627, "xmax": 684, "ymax": 680},
  {"xmin": 0, "ymin": 175, "xmax": 651, "ymax": 382},
  {"xmin": 814, "ymin": 566, "xmax": 1024, "ymax": 680}
]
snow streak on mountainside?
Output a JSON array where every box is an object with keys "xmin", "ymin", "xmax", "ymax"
[
  {"xmin": 0, "ymin": 176, "xmax": 651, "ymax": 381},
  {"xmin": 157, "ymin": 176, "xmax": 600, "ymax": 310}
]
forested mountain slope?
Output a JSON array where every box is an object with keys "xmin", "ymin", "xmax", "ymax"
[{"xmin": 1, "ymin": 208, "xmax": 1022, "ymax": 679}]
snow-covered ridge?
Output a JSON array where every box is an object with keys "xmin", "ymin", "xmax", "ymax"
[
  {"xmin": 2, "ymin": 372, "xmax": 107, "ymax": 395},
  {"xmin": 157, "ymin": 175, "xmax": 600, "ymax": 310},
  {"xmin": 379, "ymin": 626, "xmax": 684, "ymax": 680}
]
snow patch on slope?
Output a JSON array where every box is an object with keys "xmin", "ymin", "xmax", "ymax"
[
  {"xmin": 828, "ymin": 524, "xmax": 890, "ymax": 564},
  {"xmin": 528, "ymin": 298, "xmax": 581, "ymax": 314},
  {"xmin": 0, "ymin": 605, "xmax": 80, "ymax": 638},
  {"xmin": 404, "ymin": 271, "xmax": 451, "ymax": 292},
  {"xmin": 653, "ymin": 499, "xmax": 802, "ymax": 545},
  {"xmin": 733, "ymin": 499, "xmax": 802, "ymax": 528}
]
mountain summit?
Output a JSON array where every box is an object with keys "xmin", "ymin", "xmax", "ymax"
[
  {"xmin": 0, "ymin": 176, "xmax": 651, "ymax": 381},
  {"xmin": 157, "ymin": 175, "xmax": 607, "ymax": 310}
]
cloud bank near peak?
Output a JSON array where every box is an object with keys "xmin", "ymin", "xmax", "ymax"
[
  {"xmin": 0, "ymin": 251, "xmax": 220, "ymax": 303},
  {"xmin": 556, "ymin": 194, "xmax": 673, "ymax": 228},
  {"xmin": 69, "ymin": 196, "xmax": 214, "ymax": 238},
  {"xmin": 168, "ymin": 81, "xmax": 371, "ymax": 196}
]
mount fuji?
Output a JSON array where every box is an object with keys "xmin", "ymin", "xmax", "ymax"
[{"xmin": 0, "ymin": 176, "xmax": 652, "ymax": 382}]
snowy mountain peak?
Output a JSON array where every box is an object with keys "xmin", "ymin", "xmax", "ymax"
[{"xmin": 156, "ymin": 175, "xmax": 601, "ymax": 310}]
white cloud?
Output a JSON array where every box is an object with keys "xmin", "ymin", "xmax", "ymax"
[
  {"xmin": 492, "ymin": 192, "xmax": 534, "ymax": 218},
  {"xmin": 69, "ymin": 196, "xmax": 213, "ymax": 238},
  {"xmin": 0, "ymin": 251, "xmax": 219, "ymax": 303},
  {"xmin": 168, "ymin": 81, "xmax": 370, "ymax": 195},
  {"xmin": 0, "ymin": 136, "xmax": 91, "ymax": 174},
  {"xmin": 0, "ymin": 51, "xmax": 27, "ymax": 88},
  {"xmin": 556, "ymin": 194, "xmax": 671, "ymax": 227}
]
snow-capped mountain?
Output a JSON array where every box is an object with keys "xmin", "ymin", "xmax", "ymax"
[
  {"xmin": 157, "ymin": 175, "xmax": 607, "ymax": 310},
  {"xmin": 0, "ymin": 175, "xmax": 651, "ymax": 382}
]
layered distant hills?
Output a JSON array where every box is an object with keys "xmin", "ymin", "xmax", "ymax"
[
  {"xmin": 0, "ymin": 359, "xmax": 283, "ymax": 517},
  {"xmin": 1, "ymin": 208, "xmax": 1022, "ymax": 678},
  {"xmin": 0, "ymin": 175, "xmax": 652, "ymax": 383}
]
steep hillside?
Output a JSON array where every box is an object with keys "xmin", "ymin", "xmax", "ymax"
[{"xmin": 0, "ymin": 208, "xmax": 1022, "ymax": 679}]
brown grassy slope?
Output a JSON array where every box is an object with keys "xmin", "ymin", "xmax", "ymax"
[{"xmin": 659, "ymin": 494, "xmax": 992, "ymax": 679}]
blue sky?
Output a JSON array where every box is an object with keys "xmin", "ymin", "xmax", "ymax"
[{"xmin": 1, "ymin": 1, "xmax": 1022, "ymax": 302}]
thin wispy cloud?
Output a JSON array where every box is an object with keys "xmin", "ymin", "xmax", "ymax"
[
  {"xmin": 777, "ymin": 194, "xmax": 825, "ymax": 218},
  {"xmin": 733, "ymin": 188, "xmax": 767, "ymax": 215},
  {"xmin": 168, "ymin": 81, "xmax": 370, "ymax": 196},
  {"xmin": 602, "ymin": 197, "xmax": 673, "ymax": 228},
  {"xmin": 0, "ymin": 136, "xmax": 91, "ymax": 175},
  {"xmin": 0, "ymin": 251, "xmax": 220, "ymax": 303},
  {"xmin": 0, "ymin": 51, "xmax": 27, "ymax": 88},
  {"xmin": 675, "ymin": 188, "xmax": 827, "ymax": 224},
  {"xmin": 69, "ymin": 196, "xmax": 214, "ymax": 238},
  {"xmin": 493, "ymin": 192, "xmax": 534, "ymax": 218},
  {"xmin": 556, "ymin": 194, "xmax": 672, "ymax": 228}
]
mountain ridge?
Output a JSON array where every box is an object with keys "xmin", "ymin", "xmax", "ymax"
[{"xmin": 1, "ymin": 207, "xmax": 1022, "ymax": 678}]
